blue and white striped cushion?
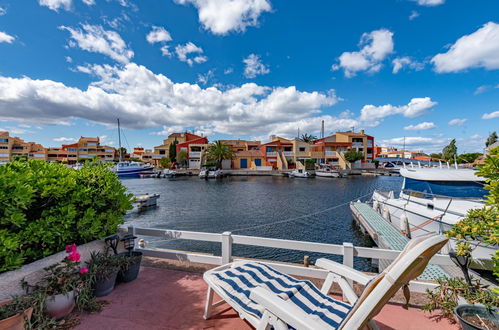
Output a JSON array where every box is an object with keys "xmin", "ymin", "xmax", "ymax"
[{"xmin": 209, "ymin": 262, "xmax": 352, "ymax": 329}]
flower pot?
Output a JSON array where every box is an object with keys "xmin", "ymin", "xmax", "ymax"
[
  {"xmin": 0, "ymin": 300, "xmax": 33, "ymax": 330},
  {"xmin": 44, "ymin": 291, "xmax": 75, "ymax": 320},
  {"xmin": 455, "ymin": 304, "xmax": 499, "ymax": 330},
  {"xmin": 94, "ymin": 270, "xmax": 119, "ymax": 297},
  {"xmin": 117, "ymin": 251, "xmax": 143, "ymax": 283}
]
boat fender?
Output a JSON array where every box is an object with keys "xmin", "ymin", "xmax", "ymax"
[
  {"xmin": 373, "ymin": 200, "xmax": 379, "ymax": 213},
  {"xmin": 138, "ymin": 239, "xmax": 147, "ymax": 248},
  {"xmin": 382, "ymin": 207, "xmax": 391, "ymax": 223},
  {"xmin": 400, "ymin": 214, "xmax": 411, "ymax": 238}
]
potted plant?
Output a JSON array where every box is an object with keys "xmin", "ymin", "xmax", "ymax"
[
  {"xmin": 86, "ymin": 251, "xmax": 120, "ymax": 297},
  {"xmin": 0, "ymin": 296, "xmax": 33, "ymax": 330},
  {"xmin": 25, "ymin": 244, "xmax": 87, "ymax": 320},
  {"xmin": 117, "ymin": 234, "xmax": 142, "ymax": 283}
]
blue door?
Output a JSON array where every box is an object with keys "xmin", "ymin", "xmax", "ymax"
[
  {"xmin": 240, "ymin": 158, "xmax": 248, "ymax": 168},
  {"xmin": 255, "ymin": 159, "xmax": 261, "ymax": 166}
]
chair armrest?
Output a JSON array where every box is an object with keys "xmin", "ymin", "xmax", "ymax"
[{"xmin": 316, "ymin": 258, "xmax": 373, "ymax": 285}]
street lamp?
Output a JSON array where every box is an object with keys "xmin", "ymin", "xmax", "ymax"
[{"xmin": 121, "ymin": 234, "xmax": 137, "ymax": 256}]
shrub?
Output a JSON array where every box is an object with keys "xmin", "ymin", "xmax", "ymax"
[
  {"xmin": 304, "ymin": 159, "xmax": 315, "ymax": 170},
  {"xmin": 0, "ymin": 160, "xmax": 133, "ymax": 272},
  {"xmin": 344, "ymin": 150, "xmax": 363, "ymax": 163}
]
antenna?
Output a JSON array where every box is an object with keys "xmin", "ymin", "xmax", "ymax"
[
  {"xmin": 403, "ymin": 136, "xmax": 406, "ymax": 151},
  {"xmin": 117, "ymin": 118, "xmax": 122, "ymax": 162},
  {"xmin": 321, "ymin": 120, "xmax": 325, "ymax": 139}
]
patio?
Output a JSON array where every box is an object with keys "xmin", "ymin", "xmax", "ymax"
[{"xmin": 75, "ymin": 263, "xmax": 458, "ymax": 330}]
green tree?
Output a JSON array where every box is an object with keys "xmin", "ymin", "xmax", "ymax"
[
  {"xmin": 12, "ymin": 155, "xmax": 27, "ymax": 162},
  {"xmin": 169, "ymin": 139, "xmax": 178, "ymax": 162},
  {"xmin": 176, "ymin": 150, "xmax": 188, "ymax": 167},
  {"xmin": 442, "ymin": 139, "xmax": 457, "ymax": 161},
  {"xmin": 206, "ymin": 141, "xmax": 235, "ymax": 168},
  {"xmin": 344, "ymin": 150, "xmax": 363, "ymax": 163},
  {"xmin": 457, "ymin": 153, "xmax": 482, "ymax": 164},
  {"xmin": 486, "ymin": 131, "xmax": 498, "ymax": 147},
  {"xmin": 159, "ymin": 157, "xmax": 171, "ymax": 169},
  {"xmin": 300, "ymin": 133, "xmax": 317, "ymax": 143},
  {"xmin": 429, "ymin": 153, "xmax": 442, "ymax": 160}
]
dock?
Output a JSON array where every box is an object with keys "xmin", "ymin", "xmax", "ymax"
[{"xmin": 350, "ymin": 201, "xmax": 449, "ymax": 280}]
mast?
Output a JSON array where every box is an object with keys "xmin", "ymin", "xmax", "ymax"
[
  {"xmin": 118, "ymin": 118, "xmax": 122, "ymax": 162},
  {"xmin": 321, "ymin": 120, "xmax": 325, "ymax": 165}
]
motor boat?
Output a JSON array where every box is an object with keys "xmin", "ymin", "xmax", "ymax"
[
  {"xmin": 112, "ymin": 161, "xmax": 154, "ymax": 177},
  {"xmin": 289, "ymin": 169, "xmax": 313, "ymax": 178},
  {"xmin": 199, "ymin": 169, "xmax": 224, "ymax": 178},
  {"xmin": 372, "ymin": 166, "xmax": 496, "ymax": 269},
  {"xmin": 315, "ymin": 166, "xmax": 340, "ymax": 178},
  {"xmin": 161, "ymin": 169, "xmax": 177, "ymax": 178}
]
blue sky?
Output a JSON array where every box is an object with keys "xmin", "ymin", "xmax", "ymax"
[{"xmin": 0, "ymin": 0, "xmax": 498, "ymax": 153}]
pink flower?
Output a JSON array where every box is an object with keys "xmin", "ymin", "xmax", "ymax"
[
  {"xmin": 67, "ymin": 251, "xmax": 81, "ymax": 262},
  {"xmin": 65, "ymin": 244, "xmax": 77, "ymax": 254},
  {"xmin": 79, "ymin": 267, "xmax": 89, "ymax": 274}
]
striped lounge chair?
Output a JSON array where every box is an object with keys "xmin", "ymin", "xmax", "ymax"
[{"xmin": 203, "ymin": 233, "xmax": 448, "ymax": 330}]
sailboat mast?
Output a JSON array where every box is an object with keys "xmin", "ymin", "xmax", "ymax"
[
  {"xmin": 321, "ymin": 120, "xmax": 325, "ymax": 165},
  {"xmin": 118, "ymin": 118, "xmax": 122, "ymax": 162}
]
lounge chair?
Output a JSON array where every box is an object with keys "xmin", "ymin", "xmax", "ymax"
[{"xmin": 203, "ymin": 233, "xmax": 448, "ymax": 329}]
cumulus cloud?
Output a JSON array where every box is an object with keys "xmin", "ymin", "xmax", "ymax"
[
  {"xmin": 359, "ymin": 97, "xmax": 437, "ymax": 124},
  {"xmin": 448, "ymin": 118, "xmax": 467, "ymax": 126},
  {"xmin": 59, "ymin": 24, "xmax": 134, "ymax": 64},
  {"xmin": 0, "ymin": 31, "xmax": 15, "ymax": 44},
  {"xmin": 39, "ymin": 0, "xmax": 72, "ymax": 11},
  {"xmin": 410, "ymin": 0, "xmax": 445, "ymax": 6},
  {"xmin": 82, "ymin": 0, "xmax": 95, "ymax": 5},
  {"xmin": 482, "ymin": 110, "xmax": 499, "ymax": 119},
  {"xmin": 0, "ymin": 7, "xmax": 6, "ymax": 15},
  {"xmin": 174, "ymin": 0, "xmax": 271, "ymax": 35},
  {"xmin": 381, "ymin": 136, "xmax": 448, "ymax": 153},
  {"xmin": 392, "ymin": 56, "xmax": 424, "ymax": 73},
  {"xmin": 175, "ymin": 42, "xmax": 207, "ymax": 66},
  {"xmin": 404, "ymin": 122, "xmax": 436, "ymax": 130},
  {"xmin": 54, "ymin": 137, "xmax": 77, "ymax": 142},
  {"xmin": 409, "ymin": 11, "xmax": 419, "ymax": 20},
  {"xmin": 432, "ymin": 22, "xmax": 499, "ymax": 73},
  {"xmin": 197, "ymin": 70, "xmax": 215, "ymax": 85},
  {"xmin": 0, "ymin": 63, "xmax": 345, "ymax": 138},
  {"xmin": 146, "ymin": 26, "xmax": 173, "ymax": 56},
  {"xmin": 332, "ymin": 29, "xmax": 394, "ymax": 77},
  {"xmin": 243, "ymin": 54, "xmax": 269, "ymax": 78},
  {"xmin": 474, "ymin": 84, "xmax": 499, "ymax": 95}
]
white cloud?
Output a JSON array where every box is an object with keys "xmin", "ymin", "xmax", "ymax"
[
  {"xmin": 174, "ymin": 0, "xmax": 271, "ymax": 35},
  {"xmin": 409, "ymin": 11, "xmax": 419, "ymax": 20},
  {"xmin": 243, "ymin": 54, "xmax": 269, "ymax": 78},
  {"xmin": 474, "ymin": 84, "xmax": 499, "ymax": 95},
  {"xmin": 359, "ymin": 97, "xmax": 437, "ymax": 124},
  {"xmin": 59, "ymin": 24, "xmax": 134, "ymax": 64},
  {"xmin": 392, "ymin": 56, "xmax": 424, "ymax": 74},
  {"xmin": 410, "ymin": 0, "xmax": 445, "ymax": 6},
  {"xmin": 404, "ymin": 122, "xmax": 436, "ymax": 130},
  {"xmin": 0, "ymin": 7, "xmax": 6, "ymax": 15},
  {"xmin": 482, "ymin": 110, "xmax": 499, "ymax": 120},
  {"xmin": 224, "ymin": 67, "xmax": 234, "ymax": 75},
  {"xmin": 432, "ymin": 22, "xmax": 499, "ymax": 73},
  {"xmin": 54, "ymin": 137, "xmax": 77, "ymax": 142},
  {"xmin": 39, "ymin": 0, "xmax": 72, "ymax": 11},
  {"xmin": 175, "ymin": 42, "xmax": 207, "ymax": 66},
  {"xmin": 65, "ymin": 56, "xmax": 73, "ymax": 63},
  {"xmin": 146, "ymin": 26, "xmax": 172, "ymax": 44},
  {"xmin": 381, "ymin": 136, "xmax": 448, "ymax": 153},
  {"xmin": 332, "ymin": 29, "xmax": 394, "ymax": 77},
  {"xmin": 82, "ymin": 0, "xmax": 95, "ymax": 5},
  {"xmin": 448, "ymin": 118, "xmax": 467, "ymax": 126},
  {"xmin": 197, "ymin": 70, "xmax": 215, "ymax": 85},
  {"xmin": 0, "ymin": 32, "xmax": 15, "ymax": 44},
  {"xmin": 0, "ymin": 63, "xmax": 343, "ymax": 138}
]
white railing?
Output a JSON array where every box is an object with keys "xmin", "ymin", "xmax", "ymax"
[
  {"xmin": 189, "ymin": 151, "xmax": 201, "ymax": 158},
  {"xmin": 367, "ymin": 153, "xmax": 373, "ymax": 158},
  {"xmin": 283, "ymin": 151, "xmax": 294, "ymax": 157},
  {"xmin": 266, "ymin": 151, "xmax": 277, "ymax": 156},
  {"xmin": 325, "ymin": 151, "xmax": 336, "ymax": 157},
  {"xmin": 367, "ymin": 141, "xmax": 373, "ymax": 147},
  {"xmin": 128, "ymin": 226, "xmax": 454, "ymax": 293},
  {"xmin": 351, "ymin": 142, "xmax": 363, "ymax": 148}
]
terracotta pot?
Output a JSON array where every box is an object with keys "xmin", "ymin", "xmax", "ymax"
[
  {"xmin": 0, "ymin": 299, "xmax": 33, "ymax": 330},
  {"xmin": 44, "ymin": 291, "xmax": 75, "ymax": 320}
]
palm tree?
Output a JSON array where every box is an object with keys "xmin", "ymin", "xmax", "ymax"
[
  {"xmin": 300, "ymin": 133, "xmax": 318, "ymax": 143},
  {"xmin": 206, "ymin": 141, "xmax": 235, "ymax": 168}
]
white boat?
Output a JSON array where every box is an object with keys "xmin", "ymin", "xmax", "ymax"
[
  {"xmin": 315, "ymin": 167, "xmax": 340, "ymax": 178},
  {"xmin": 162, "ymin": 169, "xmax": 177, "ymax": 178},
  {"xmin": 113, "ymin": 161, "xmax": 153, "ymax": 177},
  {"xmin": 372, "ymin": 167, "xmax": 496, "ymax": 269},
  {"xmin": 199, "ymin": 169, "xmax": 224, "ymax": 178},
  {"xmin": 289, "ymin": 169, "xmax": 313, "ymax": 178}
]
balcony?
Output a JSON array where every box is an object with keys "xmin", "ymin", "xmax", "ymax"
[
  {"xmin": 367, "ymin": 153, "xmax": 373, "ymax": 158},
  {"xmin": 351, "ymin": 142, "xmax": 363, "ymax": 148},
  {"xmin": 189, "ymin": 151, "xmax": 201, "ymax": 158},
  {"xmin": 367, "ymin": 141, "xmax": 373, "ymax": 147},
  {"xmin": 266, "ymin": 151, "xmax": 277, "ymax": 157},
  {"xmin": 325, "ymin": 151, "xmax": 337, "ymax": 157},
  {"xmin": 283, "ymin": 151, "xmax": 294, "ymax": 157}
]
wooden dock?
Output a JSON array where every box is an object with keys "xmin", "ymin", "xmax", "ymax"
[{"xmin": 350, "ymin": 201, "xmax": 449, "ymax": 281}]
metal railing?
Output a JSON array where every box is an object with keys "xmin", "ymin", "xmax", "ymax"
[
  {"xmin": 266, "ymin": 151, "xmax": 277, "ymax": 156},
  {"xmin": 283, "ymin": 151, "xmax": 294, "ymax": 157},
  {"xmin": 128, "ymin": 226, "xmax": 454, "ymax": 293}
]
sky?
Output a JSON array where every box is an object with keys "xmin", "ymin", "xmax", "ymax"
[{"xmin": 0, "ymin": 0, "xmax": 498, "ymax": 153}]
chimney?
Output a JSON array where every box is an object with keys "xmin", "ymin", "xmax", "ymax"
[{"xmin": 360, "ymin": 129, "xmax": 365, "ymax": 134}]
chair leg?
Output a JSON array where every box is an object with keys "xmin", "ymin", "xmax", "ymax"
[{"xmin": 203, "ymin": 287, "xmax": 214, "ymax": 320}]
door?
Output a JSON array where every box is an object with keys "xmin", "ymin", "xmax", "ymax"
[
  {"xmin": 240, "ymin": 158, "xmax": 248, "ymax": 168},
  {"xmin": 255, "ymin": 158, "xmax": 261, "ymax": 166}
]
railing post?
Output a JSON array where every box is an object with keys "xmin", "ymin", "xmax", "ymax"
[
  {"xmin": 128, "ymin": 226, "xmax": 138, "ymax": 251},
  {"xmin": 221, "ymin": 232, "xmax": 233, "ymax": 264},
  {"xmin": 343, "ymin": 242, "xmax": 354, "ymax": 291}
]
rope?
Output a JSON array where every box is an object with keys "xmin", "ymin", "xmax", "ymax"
[{"xmin": 402, "ymin": 214, "xmax": 444, "ymax": 235}]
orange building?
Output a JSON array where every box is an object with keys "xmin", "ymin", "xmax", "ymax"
[{"xmin": 0, "ymin": 131, "xmax": 47, "ymax": 163}]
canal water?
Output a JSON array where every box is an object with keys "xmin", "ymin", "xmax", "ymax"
[{"xmin": 122, "ymin": 175, "xmax": 403, "ymax": 271}]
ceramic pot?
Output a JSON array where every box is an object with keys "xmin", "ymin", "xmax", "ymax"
[
  {"xmin": 454, "ymin": 304, "xmax": 499, "ymax": 330},
  {"xmin": 44, "ymin": 290, "xmax": 75, "ymax": 320},
  {"xmin": 0, "ymin": 299, "xmax": 33, "ymax": 330},
  {"xmin": 117, "ymin": 251, "xmax": 143, "ymax": 283}
]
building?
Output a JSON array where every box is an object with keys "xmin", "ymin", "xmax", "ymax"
[
  {"xmin": 219, "ymin": 139, "xmax": 264, "ymax": 169},
  {"xmin": 0, "ymin": 131, "xmax": 47, "ymax": 163},
  {"xmin": 377, "ymin": 150, "xmax": 426, "ymax": 160},
  {"xmin": 312, "ymin": 135, "xmax": 351, "ymax": 168},
  {"xmin": 153, "ymin": 132, "xmax": 208, "ymax": 168},
  {"xmin": 334, "ymin": 130, "xmax": 375, "ymax": 162},
  {"xmin": 260, "ymin": 136, "xmax": 295, "ymax": 170},
  {"xmin": 47, "ymin": 137, "xmax": 116, "ymax": 164}
]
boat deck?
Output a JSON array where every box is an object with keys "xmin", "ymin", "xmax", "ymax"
[{"xmin": 350, "ymin": 202, "xmax": 449, "ymax": 280}]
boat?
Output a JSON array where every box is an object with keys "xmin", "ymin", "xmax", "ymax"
[
  {"xmin": 289, "ymin": 169, "xmax": 313, "ymax": 178},
  {"xmin": 372, "ymin": 166, "xmax": 496, "ymax": 269},
  {"xmin": 161, "ymin": 169, "xmax": 177, "ymax": 178},
  {"xmin": 315, "ymin": 166, "xmax": 340, "ymax": 178},
  {"xmin": 199, "ymin": 168, "xmax": 224, "ymax": 178}
]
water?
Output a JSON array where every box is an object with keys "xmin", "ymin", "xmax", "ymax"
[{"xmin": 122, "ymin": 175, "xmax": 402, "ymax": 271}]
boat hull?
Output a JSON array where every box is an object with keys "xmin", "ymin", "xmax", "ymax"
[{"xmin": 315, "ymin": 171, "xmax": 340, "ymax": 178}]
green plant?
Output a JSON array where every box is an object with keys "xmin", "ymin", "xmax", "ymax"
[
  {"xmin": 169, "ymin": 139, "xmax": 178, "ymax": 162},
  {"xmin": 442, "ymin": 139, "xmax": 457, "ymax": 161},
  {"xmin": 0, "ymin": 160, "xmax": 133, "ymax": 272},
  {"xmin": 304, "ymin": 159, "xmax": 315, "ymax": 170},
  {"xmin": 373, "ymin": 160, "xmax": 379, "ymax": 168},
  {"xmin": 300, "ymin": 133, "xmax": 317, "ymax": 143},
  {"xmin": 176, "ymin": 150, "xmax": 188, "ymax": 167},
  {"xmin": 457, "ymin": 152, "xmax": 482, "ymax": 164},
  {"xmin": 206, "ymin": 141, "xmax": 234, "ymax": 168},
  {"xmin": 344, "ymin": 150, "xmax": 363, "ymax": 163},
  {"xmin": 116, "ymin": 254, "xmax": 142, "ymax": 272},
  {"xmin": 422, "ymin": 277, "xmax": 498, "ymax": 321},
  {"xmin": 0, "ymin": 295, "xmax": 31, "ymax": 321},
  {"xmin": 86, "ymin": 251, "xmax": 120, "ymax": 279},
  {"xmin": 486, "ymin": 131, "xmax": 497, "ymax": 147},
  {"xmin": 158, "ymin": 157, "xmax": 171, "ymax": 169}
]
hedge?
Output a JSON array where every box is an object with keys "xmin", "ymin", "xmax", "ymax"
[{"xmin": 0, "ymin": 160, "xmax": 133, "ymax": 272}]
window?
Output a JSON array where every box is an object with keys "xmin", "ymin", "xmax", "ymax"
[
  {"xmin": 0, "ymin": 146, "xmax": 8, "ymax": 149},
  {"xmin": 0, "ymin": 153, "xmax": 9, "ymax": 157},
  {"xmin": 68, "ymin": 148, "xmax": 77, "ymax": 152},
  {"xmin": 299, "ymin": 147, "xmax": 306, "ymax": 152},
  {"xmin": 68, "ymin": 154, "xmax": 76, "ymax": 157},
  {"xmin": 159, "ymin": 150, "xmax": 166, "ymax": 155},
  {"xmin": 0, "ymin": 138, "xmax": 8, "ymax": 143}
]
